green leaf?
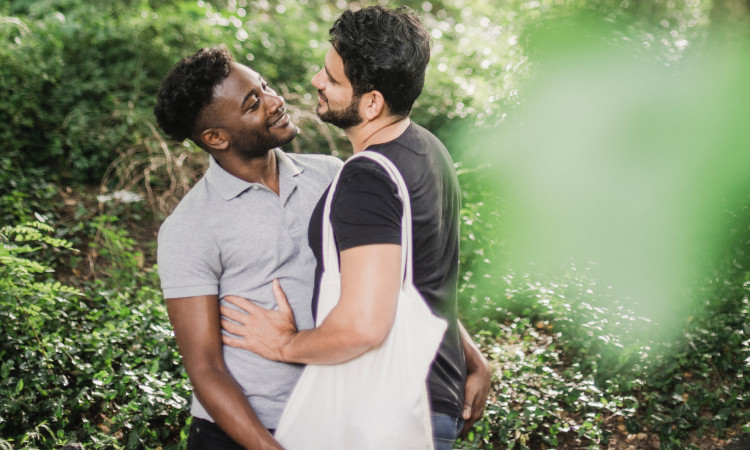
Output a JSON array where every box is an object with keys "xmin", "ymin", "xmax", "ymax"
[{"xmin": 0, "ymin": 361, "xmax": 10, "ymax": 379}]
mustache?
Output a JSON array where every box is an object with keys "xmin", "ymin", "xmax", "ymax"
[{"xmin": 269, "ymin": 106, "xmax": 287, "ymax": 125}]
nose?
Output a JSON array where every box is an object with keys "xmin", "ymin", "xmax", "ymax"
[
  {"xmin": 311, "ymin": 69, "xmax": 325, "ymax": 90},
  {"xmin": 266, "ymin": 92, "xmax": 284, "ymax": 114}
]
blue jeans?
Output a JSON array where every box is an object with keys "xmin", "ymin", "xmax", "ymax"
[{"xmin": 431, "ymin": 413, "xmax": 464, "ymax": 450}]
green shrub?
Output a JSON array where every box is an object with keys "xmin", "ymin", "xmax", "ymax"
[
  {"xmin": 0, "ymin": 218, "xmax": 190, "ymax": 448},
  {"xmin": 0, "ymin": 156, "xmax": 58, "ymax": 225},
  {"xmin": 0, "ymin": 0, "xmax": 549, "ymax": 184},
  {"xmin": 1, "ymin": 0, "xmax": 214, "ymax": 183},
  {"xmin": 455, "ymin": 161, "xmax": 750, "ymax": 447}
]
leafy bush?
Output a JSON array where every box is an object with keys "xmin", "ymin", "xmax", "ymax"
[
  {"xmin": 0, "ymin": 156, "xmax": 58, "ymax": 225},
  {"xmin": 458, "ymin": 322, "xmax": 641, "ymax": 449},
  {"xmin": 0, "ymin": 0, "xmax": 552, "ymax": 185},
  {"xmin": 454, "ymin": 159, "xmax": 750, "ymax": 447},
  {"xmin": 0, "ymin": 217, "xmax": 190, "ymax": 448}
]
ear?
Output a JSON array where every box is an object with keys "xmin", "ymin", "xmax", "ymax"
[
  {"xmin": 199, "ymin": 128, "xmax": 230, "ymax": 152},
  {"xmin": 362, "ymin": 90, "xmax": 387, "ymax": 121}
]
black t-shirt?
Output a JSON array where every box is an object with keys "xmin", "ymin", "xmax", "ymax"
[{"xmin": 308, "ymin": 122, "xmax": 466, "ymax": 417}]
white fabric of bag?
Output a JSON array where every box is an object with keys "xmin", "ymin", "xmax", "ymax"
[{"xmin": 275, "ymin": 151, "xmax": 448, "ymax": 450}]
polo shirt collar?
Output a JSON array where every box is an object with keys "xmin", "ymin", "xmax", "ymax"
[{"xmin": 205, "ymin": 148, "xmax": 303, "ymax": 201}]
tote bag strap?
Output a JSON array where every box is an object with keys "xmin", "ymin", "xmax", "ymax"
[
  {"xmin": 321, "ymin": 151, "xmax": 414, "ymax": 286},
  {"xmin": 321, "ymin": 163, "xmax": 346, "ymax": 274}
]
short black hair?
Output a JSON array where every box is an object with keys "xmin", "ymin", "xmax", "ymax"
[
  {"xmin": 329, "ymin": 6, "xmax": 431, "ymax": 117},
  {"xmin": 153, "ymin": 45, "xmax": 234, "ymax": 142}
]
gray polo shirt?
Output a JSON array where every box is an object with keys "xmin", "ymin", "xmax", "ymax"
[{"xmin": 157, "ymin": 148, "xmax": 342, "ymax": 428}]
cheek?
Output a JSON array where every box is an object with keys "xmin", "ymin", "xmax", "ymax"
[
  {"xmin": 243, "ymin": 116, "xmax": 266, "ymax": 129},
  {"xmin": 327, "ymin": 91, "xmax": 346, "ymax": 106}
]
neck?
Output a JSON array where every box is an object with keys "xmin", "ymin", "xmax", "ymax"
[
  {"xmin": 213, "ymin": 148, "xmax": 280, "ymax": 195},
  {"xmin": 346, "ymin": 116, "xmax": 411, "ymax": 153}
]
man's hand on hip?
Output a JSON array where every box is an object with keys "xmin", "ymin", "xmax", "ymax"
[{"xmin": 221, "ymin": 279, "xmax": 298, "ymax": 362}]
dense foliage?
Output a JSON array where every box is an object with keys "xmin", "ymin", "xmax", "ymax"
[
  {"xmin": 0, "ymin": 156, "xmax": 188, "ymax": 448},
  {"xmin": 1, "ymin": 0, "xmax": 749, "ymax": 448}
]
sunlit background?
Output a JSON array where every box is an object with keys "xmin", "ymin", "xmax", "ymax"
[{"xmin": 2, "ymin": 0, "xmax": 750, "ymax": 447}]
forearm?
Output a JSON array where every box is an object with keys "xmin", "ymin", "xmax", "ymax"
[
  {"xmin": 167, "ymin": 296, "xmax": 282, "ymax": 450},
  {"xmin": 189, "ymin": 364, "xmax": 281, "ymax": 450},
  {"xmin": 459, "ymin": 321, "xmax": 489, "ymax": 373},
  {"xmin": 458, "ymin": 320, "xmax": 491, "ymax": 434},
  {"xmin": 221, "ymin": 245, "xmax": 402, "ymax": 365},
  {"xmin": 281, "ymin": 311, "xmax": 381, "ymax": 364},
  {"xmin": 281, "ymin": 244, "xmax": 402, "ymax": 365}
]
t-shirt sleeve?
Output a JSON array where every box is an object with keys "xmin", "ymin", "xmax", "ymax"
[
  {"xmin": 330, "ymin": 160, "xmax": 403, "ymax": 251},
  {"xmin": 157, "ymin": 216, "xmax": 222, "ymax": 299}
]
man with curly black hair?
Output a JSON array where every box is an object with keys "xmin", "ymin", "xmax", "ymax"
[
  {"xmin": 220, "ymin": 6, "xmax": 491, "ymax": 450},
  {"xmin": 154, "ymin": 45, "xmax": 342, "ymax": 449}
]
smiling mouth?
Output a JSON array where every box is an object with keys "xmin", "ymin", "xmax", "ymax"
[{"xmin": 269, "ymin": 108, "xmax": 290, "ymax": 128}]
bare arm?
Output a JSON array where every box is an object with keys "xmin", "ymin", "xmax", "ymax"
[
  {"xmin": 458, "ymin": 321, "xmax": 491, "ymax": 437},
  {"xmin": 167, "ymin": 295, "xmax": 282, "ymax": 450},
  {"xmin": 221, "ymin": 243, "xmax": 401, "ymax": 364}
]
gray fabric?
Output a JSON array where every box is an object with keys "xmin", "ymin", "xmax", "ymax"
[{"xmin": 157, "ymin": 148, "xmax": 342, "ymax": 428}]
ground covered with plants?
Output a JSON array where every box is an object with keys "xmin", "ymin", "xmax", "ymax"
[{"xmin": 2, "ymin": 0, "xmax": 750, "ymax": 449}]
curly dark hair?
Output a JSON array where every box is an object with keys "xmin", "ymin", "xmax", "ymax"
[
  {"xmin": 329, "ymin": 6, "xmax": 431, "ymax": 117},
  {"xmin": 153, "ymin": 45, "xmax": 234, "ymax": 142}
]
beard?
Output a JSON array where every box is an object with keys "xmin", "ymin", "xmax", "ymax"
[
  {"xmin": 316, "ymin": 93, "xmax": 363, "ymax": 129},
  {"xmin": 232, "ymin": 125, "xmax": 298, "ymax": 160}
]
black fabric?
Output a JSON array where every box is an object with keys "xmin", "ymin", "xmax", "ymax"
[
  {"xmin": 187, "ymin": 417, "xmax": 275, "ymax": 449},
  {"xmin": 308, "ymin": 122, "xmax": 466, "ymax": 417}
]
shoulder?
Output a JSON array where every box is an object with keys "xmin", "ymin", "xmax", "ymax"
[
  {"xmin": 158, "ymin": 178, "xmax": 213, "ymax": 242},
  {"xmin": 286, "ymin": 152, "xmax": 343, "ymax": 177},
  {"xmin": 372, "ymin": 124, "xmax": 457, "ymax": 185},
  {"xmin": 157, "ymin": 191, "xmax": 220, "ymax": 273},
  {"xmin": 337, "ymin": 156, "xmax": 396, "ymax": 189},
  {"xmin": 384, "ymin": 123, "xmax": 450, "ymax": 162},
  {"xmin": 287, "ymin": 152, "xmax": 342, "ymax": 166},
  {"xmin": 334, "ymin": 156, "xmax": 401, "ymax": 205}
]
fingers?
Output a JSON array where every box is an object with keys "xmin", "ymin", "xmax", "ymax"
[
  {"xmin": 221, "ymin": 333, "xmax": 246, "ymax": 348},
  {"xmin": 219, "ymin": 305, "xmax": 250, "ymax": 324},
  {"xmin": 461, "ymin": 371, "xmax": 491, "ymax": 437},
  {"xmin": 220, "ymin": 318, "xmax": 247, "ymax": 337},
  {"xmin": 460, "ymin": 399, "xmax": 480, "ymax": 437},
  {"xmin": 272, "ymin": 279, "xmax": 292, "ymax": 315},
  {"xmin": 463, "ymin": 397, "xmax": 473, "ymax": 421},
  {"xmin": 223, "ymin": 295, "xmax": 262, "ymax": 313}
]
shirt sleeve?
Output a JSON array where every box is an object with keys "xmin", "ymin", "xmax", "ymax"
[
  {"xmin": 157, "ymin": 216, "xmax": 222, "ymax": 299},
  {"xmin": 330, "ymin": 159, "xmax": 403, "ymax": 251}
]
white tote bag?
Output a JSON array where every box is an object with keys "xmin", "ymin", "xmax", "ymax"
[{"xmin": 275, "ymin": 151, "xmax": 447, "ymax": 449}]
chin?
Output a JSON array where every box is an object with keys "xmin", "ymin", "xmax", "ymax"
[
  {"xmin": 279, "ymin": 128, "xmax": 298, "ymax": 146},
  {"xmin": 287, "ymin": 121, "xmax": 300, "ymax": 137}
]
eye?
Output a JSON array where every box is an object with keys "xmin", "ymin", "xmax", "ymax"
[
  {"xmin": 261, "ymin": 79, "xmax": 278, "ymax": 95},
  {"xmin": 247, "ymin": 94, "xmax": 260, "ymax": 111}
]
